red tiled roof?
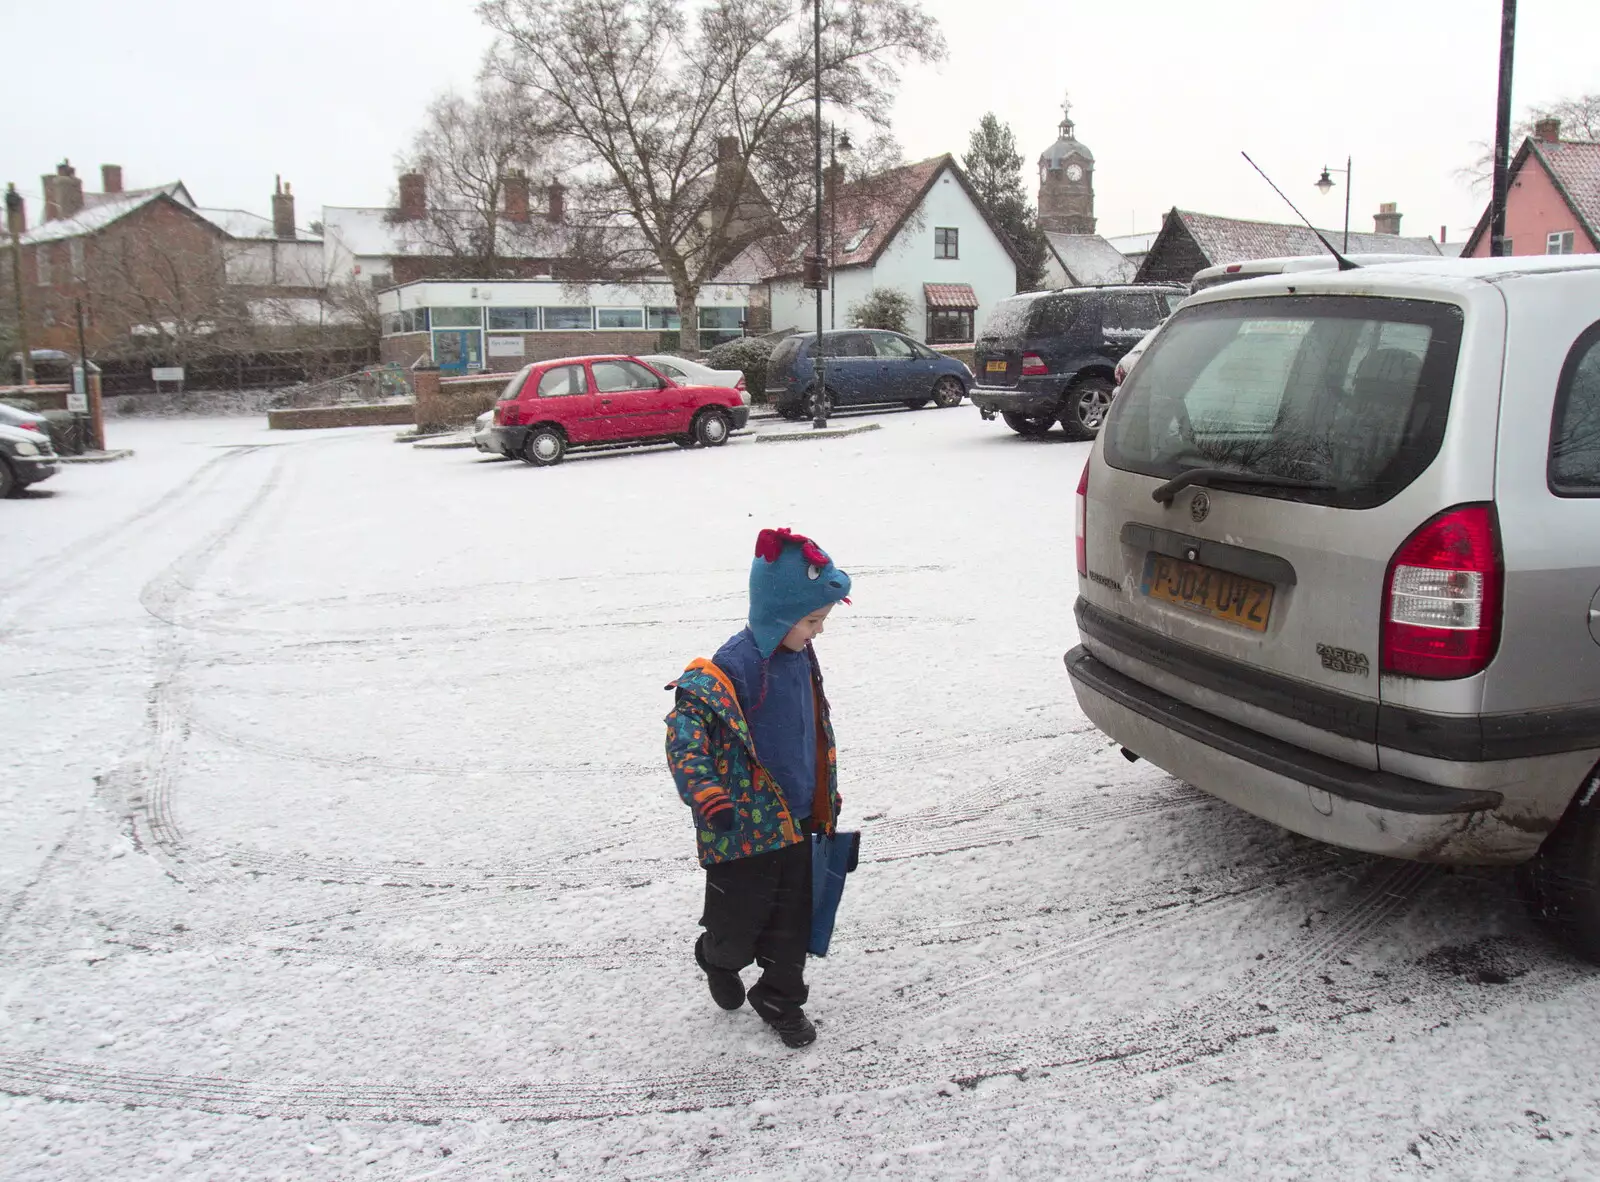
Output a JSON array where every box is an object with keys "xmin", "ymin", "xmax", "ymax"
[{"xmin": 924, "ymin": 283, "xmax": 978, "ymax": 308}]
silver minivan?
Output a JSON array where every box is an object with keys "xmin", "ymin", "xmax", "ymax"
[{"xmin": 1067, "ymin": 255, "xmax": 1600, "ymax": 959}]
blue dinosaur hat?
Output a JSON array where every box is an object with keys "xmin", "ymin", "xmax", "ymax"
[{"xmin": 748, "ymin": 528, "xmax": 852, "ymax": 657}]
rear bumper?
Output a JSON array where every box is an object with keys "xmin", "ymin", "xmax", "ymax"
[
  {"xmin": 969, "ymin": 381, "xmax": 1060, "ymax": 419},
  {"xmin": 1062, "ymin": 645, "xmax": 1544, "ymax": 863},
  {"xmin": 489, "ymin": 425, "xmax": 528, "ymax": 455}
]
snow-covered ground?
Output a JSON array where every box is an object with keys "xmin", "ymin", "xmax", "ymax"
[{"xmin": 2, "ymin": 410, "xmax": 1596, "ymax": 1179}]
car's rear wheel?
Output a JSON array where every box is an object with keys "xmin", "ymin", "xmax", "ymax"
[
  {"xmin": 903, "ymin": 397, "xmax": 931, "ymax": 410},
  {"xmin": 673, "ymin": 434, "xmax": 697, "ymax": 448},
  {"xmin": 804, "ymin": 386, "xmax": 836, "ymax": 419},
  {"xmin": 1060, "ymin": 376, "xmax": 1115, "ymax": 440},
  {"xmin": 932, "ymin": 377, "xmax": 964, "ymax": 408},
  {"xmin": 0, "ymin": 457, "xmax": 16, "ymax": 498},
  {"xmin": 522, "ymin": 426, "xmax": 567, "ymax": 467},
  {"xmin": 693, "ymin": 408, "xmax": 731, "ymax": 447},
  {"xmin": 1002, "ymin": 411, "xmax": 1054, "ymax": 437},
  {"xmin": 1519, "ymin": 769, "xmax": 1600, "ymax": 963}
]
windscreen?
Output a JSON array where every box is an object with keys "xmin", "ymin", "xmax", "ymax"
[{"xmin": 1104, "ymin": 295, "xmax": 1465, "ymax": 509}]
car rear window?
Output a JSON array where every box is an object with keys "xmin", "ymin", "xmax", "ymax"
[
  {"xmin": 498, "ymin": 364, "xmax": 533, "ymax": 401},
  {"xmin": 1549, "ymin": 320, "xmax": 1600, "ymax": 496},
  {"xmin": 769, "ymin": 337, "xmax": 803, "ymax": 371},
  {"xmin": 1104, "ymin": 294, "xmax": 1465, "ymax": 509}
]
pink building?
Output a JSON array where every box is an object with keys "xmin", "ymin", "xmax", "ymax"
[{"xmin": 1464, "ymin": 118, "xmax": 1600, "ymax": 257}]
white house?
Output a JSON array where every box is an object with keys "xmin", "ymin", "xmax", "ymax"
[{"xmin": 727, "ymin": 155, "xmax": 1018, "ymax": 345}]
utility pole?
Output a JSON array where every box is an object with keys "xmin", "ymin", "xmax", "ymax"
[
  {"xmin": 1490, "ymin": 0, "xmax": 1517, "ymax": 257},
  {"xmin": 4, "ymin": 184, "xmax": 33, "ymax": 386},
  {"xmin": 810, "ymin": 0, "xmax": 827, "ymax": 430}
]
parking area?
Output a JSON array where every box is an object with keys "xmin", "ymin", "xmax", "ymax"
[{"xmin": 2, "ymin": 411, "xmax": 1597, "ymax": 1178}]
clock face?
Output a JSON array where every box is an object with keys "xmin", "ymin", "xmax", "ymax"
[{"xmin": 1066, "ymin": 164, "xmax": 1084, "ymax": 182}]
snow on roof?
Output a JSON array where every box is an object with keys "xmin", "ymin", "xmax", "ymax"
[
  {"xmin": 1044, "ymin": 233, "xmax": 1136, "ymax": 285},
  {"xmin": 1176, "ymin": 210, "xmax": 1441, "ymax": 265},
  {"xmin": 1106, "ymin": 231, "xmax": 1159, "ymax": 255},
  {"xmin": 17, "ymin": 182, "xmax": 190, "ymax": 245},
  {"xmin": 322, "ymin": 205, "xmax": 580, "ymax": 260},
  {"xmin": 195, "ymin": 207, "xmax": 320, "ymax": 242}
]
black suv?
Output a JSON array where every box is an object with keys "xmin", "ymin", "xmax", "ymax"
[
  {"xmin": 0, "ymin": 422, "xmax": 59, "ymax": 496},
  {"xmin": 969, "ymin": 284, "xmax": 1186, "ymax": 439}
]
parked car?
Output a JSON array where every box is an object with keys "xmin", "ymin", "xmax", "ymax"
[
  {"xmin": 1190, "ymin": 252, "xmax": 1441, "ymax": 292},
  {"xmin": 488, "ymin": 355, "xmax": 750, "ymax": 466},
  {"xmin": 1113, "ymin": 323, "xmax": 1165, "ymax": 393},
  {"xmin": 0, "ymin": 401, "xmax": 49, "ymax": 435},
  {"xmin": 1065, "ymin": 255, "xmax": 1600, "ymax": 959},
  {"xmin": 0, "ymin": 421, "xmax": 60, "ymax": 496},
  {"xmin": 970, "ymin": 284, "xmax": 1186, "ymax": 439},
  {"xmin": 765, "ymin": 330, "xmax": 970, "ymax": 419},
  {"xmin": 472, "ymin": 410, "xmax": 498, "ymax": 454},
  {"xmin": 636, "ymin": 355, "xmax": 750, "ymax": 404}
]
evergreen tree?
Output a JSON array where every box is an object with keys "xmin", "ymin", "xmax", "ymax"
[{"xmin": 962, "ymin": 113, "xmax": 1049, "ymax": 292}]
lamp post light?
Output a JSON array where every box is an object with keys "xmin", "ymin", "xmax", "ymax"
[{"xmin": 1313, "ymin": 157, "xmax": 1352, "ymax": 253}]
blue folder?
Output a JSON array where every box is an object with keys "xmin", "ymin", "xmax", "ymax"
[{"xmin": 809, "ymin": 830, "xmax": 861, "ymax": 957}]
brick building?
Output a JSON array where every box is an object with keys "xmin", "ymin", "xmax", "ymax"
[{"xmin": 3, "ymin": 161, "xmax": 348, "ymax": 381}]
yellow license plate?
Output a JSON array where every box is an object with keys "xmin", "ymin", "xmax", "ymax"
[
  {"xmin": 985, "ymin": 360, "xmax": 1007, "ymax": 373},
  {"xmin": 1142, "ymin": 554, "xmax": 1274, "ymax": 632}
]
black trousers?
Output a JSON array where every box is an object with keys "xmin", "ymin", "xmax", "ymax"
[{"xmin": 699, "ymin": 834, "xmax": 812, "ymax": 1018}]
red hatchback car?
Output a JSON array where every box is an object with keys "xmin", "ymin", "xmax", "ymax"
[{"xmin": 488, "ymin": 355, "xmax": 750, "ymax": 466}]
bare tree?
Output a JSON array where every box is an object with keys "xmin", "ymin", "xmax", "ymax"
[
  {"xmin": 479, "ymin": 0, "xmax": 945, "ymax": 353},
  {"xmin": 397, "ymin": 80, "xmax": 558, "ymax": 277},
  {"xmin": 1460, "ymin": 89, "xmax": 1600, "ymax": 189}
]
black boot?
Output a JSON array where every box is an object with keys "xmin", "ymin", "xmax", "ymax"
[
  {"xmin": 695, "ymin": 935, "xmax": 746, "ymax": 1011},
  {"xmin": 760, "ymin": 1006, "xmax": 817, "ymax": 1049}
]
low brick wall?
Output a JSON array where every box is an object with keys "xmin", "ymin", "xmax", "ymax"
[
  {"xmin": 268, "ymin": 403, "xmax": 417, "ymax": 430},
  {"xmin": 413, "ymin": 371, "xmax": 505, "ymax": 431},
  {"xmin": 932, "ymin": 344, "xmax": 976, "ymax": 370}
]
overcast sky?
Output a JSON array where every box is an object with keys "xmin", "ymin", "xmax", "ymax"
[{"xmin": 3, "ymin": 0, "xmax": 1595, "ymax": 245}]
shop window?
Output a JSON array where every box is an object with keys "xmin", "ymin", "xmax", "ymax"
[
  {"xmin": 488, "ymin": 307, "xmax": 538, "ymax": 330},
  {"xmin": 430, "ymin": 306, "xmax": 483, "ymax": 328},
  {"xmin": 596, "ymin": 308, "xmax": 645, "ymax": 329},
  {"xmin": 542, "ymin": 307, "xmax": 593, "ymax": 330}
]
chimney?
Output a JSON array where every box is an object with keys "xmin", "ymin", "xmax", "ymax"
[
  {"xmin": 272, "ymin": 175, "xmax": 297, "ymax": 239},
  {"xmin": 1373, "ymin": 201, "xmax": 1403, "ymax": 236},
  {"xmin": 1534, "ymin": 117, "xmax": 1561, "ymax": 143},
  {"xmin": 504, "ymin": 170, "xmax": 531, "ymax": 223},
  {"xmin": 397, "ymin": 172, "xmax": 426, "ymax": 221},
  {"xmin": 717, "ymin": 135, "xmax": 739, "ymax": 164},
  {"xmin": 1440, "ymin": 224, "xmax": 1447, "ymax": 244},
  {"xmin": 4, "ymin": 183, "xmax": 25, "ymax": 237},
  {"xmin": 546, "ymin": 179, "xmax": 565, "ymax": 223},
  {"xmin": 101, "ymin": 164, "xmax": 123, "ymax": 195},
  {"xmin": 824, "ymin": 161, "xmax": 845, "ymax": 209},
  {"xmin": 41, "ymin": 159, "xmax": 85, "ymax": 222}
]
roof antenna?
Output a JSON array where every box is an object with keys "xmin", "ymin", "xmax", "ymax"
[{"xmin": 1240, "ymin": 151, "xmax": 1358, "ymax": 271}]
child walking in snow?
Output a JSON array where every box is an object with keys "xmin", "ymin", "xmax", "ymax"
[{"xmin": 664, "ymin": 528, "xmax": 852, "ymax": 1048}]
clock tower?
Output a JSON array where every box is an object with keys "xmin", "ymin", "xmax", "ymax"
[{"xmin": 1038, "ymin": 95, "xmax": 1096, "ymax": 235}]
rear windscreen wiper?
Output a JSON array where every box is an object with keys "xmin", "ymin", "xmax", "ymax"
[{"xmin": 1152, "ymin": 467, "xmax": 1334, "ymax": 506}]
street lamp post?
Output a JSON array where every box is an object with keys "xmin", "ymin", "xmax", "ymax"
[
  {"xmin": 810, "ymin": 0, "xmax": 827, "ymax": 430},
  {"xmin": 828, "ymin": 126, "xmax": 852, "ymax": 332},
  {"xmin": 1314, "ymin": 157, "xmax": 1352, "ymax": 252}
]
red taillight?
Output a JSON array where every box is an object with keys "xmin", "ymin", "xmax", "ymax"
[
  {"xmin": 495, "ymin": 401, "xmax": 519, "ymax": 427},
  {"xmin": 735, "ymin": 376, "xmax": 746, "ymax": 390},
  {"xmin": 1021, "ymin": 353, "xmax": 1048, "ymax": 376},
  {"xmin": 1075, "ymin": 460, "xmax": 1090, "ymax": 578},
  {"xmin": 1113, "ymin": 363, "xmax": 1126, "ymax": 385},
  {"xmin": 1381, "ymin": 504, "xmax": 1502, "ymax": 680}
]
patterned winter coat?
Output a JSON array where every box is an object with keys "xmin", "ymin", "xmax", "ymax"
[{"xmin": 665, "ymin": 650, "xmax": 840, "ymax": 867}]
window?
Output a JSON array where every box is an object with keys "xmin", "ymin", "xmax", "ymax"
[
  {"xmin": 382, "ymin": 307, "xmax": 429, "ymax": 335},
  {"xmin": 1101, "ymin": 292, "xmax": 1167, "ymax": 333},
  {"xmin": 35, "ymin": 244, "xmax": 52, "ymax": 286},
  {"xmin": 927, "ymin": 308, "xmax": 974, "ymax": 344},
  {"xmin": 537, "ymin": 365, "xmax": 588, "ymax": 398},
  {"xmin": 1549, "ymin": 321, "xmax": 1600, "ymax": 495},
  {"xmin": 596, "ymin": 307, "xmax": 645, "ymax": 329},
  {"xmin": 654, "ymin": 361, "xmax": 687, "ymax": 379},
  {"xmin": 1160, "ymin": 291, "xmax": 1185, "ymax": 316},
  {"xmin": 69, "ymin": 240, "xmax": 85, "ymax": 282},
  {"xmin": 935, "ymin": 227, "xmax": 959, "ymax": 259},
  {"xmin": 499, "ymin": 364, "xmax": 534, "ymax": 401},
  {"xmin": 1107, "ymin": 295, "xmax": 1465, "ymax": 510},
  {"xmin": 430, "ymin": 306, "xmax": 482, "ymax": 328},
  {"xmin": 647, "ymin": 307, "xmax": 680, "ymax": 330},
  {"xmin": 591, "ymin": 359, "xmax": 663, "ymax": 392},
  {"xmin": 699, "ymin": 305, "xmax": 745, "ymax": 346},
  {"xmin": 542, "ymin": 306, "xmax": 592, "ymax": 331},
  {"xmin": 488, "ymin": 307, "xmax": 537, "ymax": 330},
  {"xmin": 1548, "ymin": 230, "xmax": 1577, "ymax": 255},
  {"xmin": 871, "ymin": 333, "xmax": 917, "ymax": 359},
  {"xmin": 820, "ymin": 332, "xmax": 875, "ymax": 358},
  {"xmin": 844, "ymin": 223, "xmax": 874, "ymax": 253}
]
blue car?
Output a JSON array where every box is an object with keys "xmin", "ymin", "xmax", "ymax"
[{"xmin": 766, "ymin": 330, "xmax": 972, "ymax": 419}]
